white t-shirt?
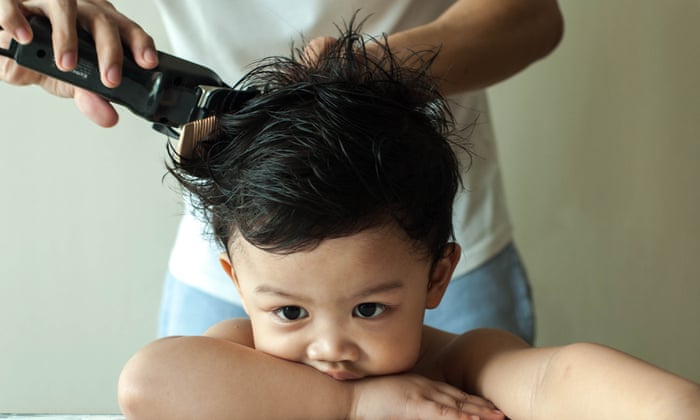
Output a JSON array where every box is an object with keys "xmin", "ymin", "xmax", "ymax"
[{"xmin": 155, "ymin": 0, "xmax": 513, "ymax": 303}]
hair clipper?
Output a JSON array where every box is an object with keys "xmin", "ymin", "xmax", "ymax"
[{"xmin": 0, "ymin": 15, "xmax": 257, "ymax": 138}]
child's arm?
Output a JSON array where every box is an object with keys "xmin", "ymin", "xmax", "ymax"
[
  {"xmin": 118, "ymin": 334, "xmax": 351, "ymax": 419},
  {"xmin": 118, "ymin": 320, "xmax": 502, "ymax": 420},
  {"xmin": 442, "ymin": 328, "xmax": 700, "ymax": 420}
]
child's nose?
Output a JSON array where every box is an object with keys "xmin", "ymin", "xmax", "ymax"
[{"xmin": 306, "ymin": 331, "xmax": 360, "ymax": 363}]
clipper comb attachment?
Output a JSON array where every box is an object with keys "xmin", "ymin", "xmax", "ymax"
[{"xmin": 176, "ymin": 116, "xmax": 219, "ymax": 161}]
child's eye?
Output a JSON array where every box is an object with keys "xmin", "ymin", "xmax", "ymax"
[
  {"xmin": 353, "ymin": 303, "xmax": 387, "ymax": 319},
  {"xmin": 274, "ymin": 306, "xmax": 308, "ymax": 321}
]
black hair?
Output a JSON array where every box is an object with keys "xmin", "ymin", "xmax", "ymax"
[{"xmin": 167, "ymin": 17, "xmax": 468, "ymax": 262}]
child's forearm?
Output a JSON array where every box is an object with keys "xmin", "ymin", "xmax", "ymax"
[
  {"xmin": 118, "ymin": 335, "xmax": 503, "ymax": 420},
  {"xmin": 448, "ymin": 329, "xmax": 699, "ymax": 420},
  {"xmin": 118, "ymin": 336, "xmax": 354, "ymax": 419},
  {"xmin": 530, "ymin": 342, "xmax": 700, "ymax": 420},
  {"xmin": 485, "ymin": 342, "xmax": 700, "ymax": 420}
]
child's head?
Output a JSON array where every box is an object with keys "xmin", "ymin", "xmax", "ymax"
[
  {"xmin": 168, "ymin": 20, "xmax": 468, "ymax": 377},
  {"xmin": 169, "ymin": 22, "xmax": 466, "ymax": 265}
]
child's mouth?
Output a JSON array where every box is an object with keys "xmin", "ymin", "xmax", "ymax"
[{"xmin": 322, "ymin": 369, "xmax": 362, "ymax": 381}]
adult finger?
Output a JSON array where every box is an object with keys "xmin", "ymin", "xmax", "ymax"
[
  {"xmin": 44, "ymin": 0, "xmax": 79, "ymax": 71},
  {"xmin": 0, "ymin": 0, "xmax": 33, "ymax": 44},
  {"xmin": 300, "ymin": 36, "xmax": 336, "ymax": 66},
  {"xmin": 76, "ymin": 1, "xmax": 158, "ymax": 87},
  {"xmin": 78, "ymin": 3, "xmax": 123, "ymax": 88},
  {"xmin": 115, "ymin": 14, "xmax": 157, "ymax": 70},
  {"xmin": 10, "ymin": 0, "xmax": 80, "ymax": 70}
]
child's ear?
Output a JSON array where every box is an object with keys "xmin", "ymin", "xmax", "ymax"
[
  {"xmin": 219, "ymin": 252, "xmax": 248, "ymax": 314},
  {"xmin": 218, "ymin": 252, "xmax": 236, "ymax": 283},
  {"xmin": 425, "ymin": 243, "xmax": 461, "ymax": 309}
]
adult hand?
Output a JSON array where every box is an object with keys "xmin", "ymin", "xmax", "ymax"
[
  {"xmin": 0, "ymin": 0, "xmax": 158, "ymax": 126},
  {"xmin": 351, "ymin": 373, "xmax": 505, "ymax": 420}
]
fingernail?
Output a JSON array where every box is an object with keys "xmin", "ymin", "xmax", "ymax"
[
  {"xmin": 60, "ymin": 52, "xmax": 76, "ymax": 70},
  {"xmin": 143, "ymin": 47, "xmax": 158, "ymax": 65},
  {"xmin": 106, "ymin": 65, "xmax": 121, "ymax": 86},
  {"xmin": 15, "ymin": 27, "xmax": 32, "ymax": 44}
]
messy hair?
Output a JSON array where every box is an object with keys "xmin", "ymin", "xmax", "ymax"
[{"xmin": 167, "ymin": 17, "xmax": 468, "ymax": 262}]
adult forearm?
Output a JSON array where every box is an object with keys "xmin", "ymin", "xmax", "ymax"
[
  {"xmin": 385, "ymin": 0, "xmax": 564, "ymax": 95},
  {"xmin": 118, "ymin": 336, "xmax": 353, "ymax": 420}
]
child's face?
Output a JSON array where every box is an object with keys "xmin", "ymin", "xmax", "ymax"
[{"xmin": 221, "ymin": 225, "xmax": 458, "ymax": 380}]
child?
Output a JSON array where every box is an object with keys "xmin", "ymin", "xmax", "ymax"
[{"xmin": 118, "ymin": 24, "xmax": 700, "ymax": 420}]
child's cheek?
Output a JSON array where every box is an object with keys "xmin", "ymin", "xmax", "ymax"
[{"xmin": 252, "ymin": 324, "xmax": 305, "ymax": 362}]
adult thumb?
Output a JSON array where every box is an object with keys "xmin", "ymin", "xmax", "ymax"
[{"xmin": 74, "ymin": 88, "xmax": 119, "ymax": 127}]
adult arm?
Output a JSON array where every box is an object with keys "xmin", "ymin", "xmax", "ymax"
[
  {"xmin": 1, "ymin": 0, "xmax": 563, "ymax": 123},
  {"xmin": 383, "ymin": 0, "xmax": 564, "ymax": 95},
  {"xmin": 443, "ymin": 328, "xmax": 700, "ymax": 420}
]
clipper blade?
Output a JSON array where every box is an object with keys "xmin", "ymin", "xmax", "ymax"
[{"xmin": 177, "ymin": 116, "xmax": 219, "ymax": 161}]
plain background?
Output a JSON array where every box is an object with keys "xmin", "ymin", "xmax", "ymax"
[{"xmin": 1, "ymin": 0, "xmax": 698, "ymax": 413}]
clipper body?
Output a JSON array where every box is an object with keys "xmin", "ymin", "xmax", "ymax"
[{"xmin": 0, "ymin": 15, "xmax": 256, "ymax": 137}]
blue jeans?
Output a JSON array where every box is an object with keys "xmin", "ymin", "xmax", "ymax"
[{"xmin": 158, "ymin": 242, "xmax": 534, "ymax": 344}]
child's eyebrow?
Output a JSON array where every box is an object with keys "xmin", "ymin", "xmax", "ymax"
[
  {"xmin": 254, "ymin": 285, "xmax": 308, "ymax": 302},
  {"xmin": 352, "ymin": 281, "xmax": 404, "ymax": 299},
  {"xmin": 253, "ymin": 281, "xmax": 405, "ymax": 301}
]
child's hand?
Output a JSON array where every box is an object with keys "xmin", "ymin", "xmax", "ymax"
[{"xmin": 350, "ymin": 373, "xmax": 505, "ymax": 420}]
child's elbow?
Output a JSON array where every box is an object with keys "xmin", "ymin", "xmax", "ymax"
[
  {"xmin": 118, "ymin": 337, "xmax": 182, "ymax": 419},
  {"xmin": 533, "ymin": 2, "xmax": 565, "ymax": 59},
  {"xmin": 118, "ymin": 362, "xmax": 145, "ymax": 419},
  {"xmin": 665, "ymin": 381, "xmax": 700, "ymax": 419},
  {"xmin": 118, "ymin": 344, "xmax": 157, "ymax": 419}
]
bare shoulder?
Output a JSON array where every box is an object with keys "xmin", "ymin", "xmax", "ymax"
[
  {"xmin": 418, "ymin": 327, "xmax": 532, "ymax": 392},
  {"xmin": 203, "ymin": 318, "xmax": 254, "ymax": 347},
  {"xmin": 412, "ymin": 325, "xmax": 465, "ymax": 379},
  {"xmin": 424, "ymin": 327, "xmax": 528, "ymax": 362},
  {"xmin": 442, "ymin": 328, "xmax": 532, "ymax": 373},
  {"xmin": 451, "ymin": 328, "xmax": 530, "ymax": 353}
]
